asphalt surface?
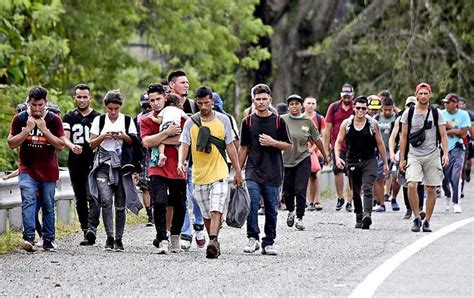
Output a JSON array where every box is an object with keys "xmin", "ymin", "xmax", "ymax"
[{"xmin": 0, "ymin": 181, "xmax": 473, "ymax": 297}]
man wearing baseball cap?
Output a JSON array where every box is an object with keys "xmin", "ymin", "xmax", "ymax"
[
  {"xmin": 399, "ymin": 82, "xmax": 449, "ymax": 232},
  {"xmin": 324, "ymin": 83, "xmax": 354, "ymax": 212},
  {"xmin": 441, "ymin": 93, "xmax": 471, "ymax": 213}
]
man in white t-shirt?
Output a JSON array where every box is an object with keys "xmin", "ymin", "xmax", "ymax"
[{"xmin": 86, "ymin": 90, "xmax": 138, "ymax": 252}]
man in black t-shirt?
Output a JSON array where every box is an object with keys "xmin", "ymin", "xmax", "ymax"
[
  {"xmin": 238, "ymin": 84, "xmax": 292, "ymax": 256},
  {"xmin": 62, "ymin": 83, "xmax": 100, "ymax": 245}
]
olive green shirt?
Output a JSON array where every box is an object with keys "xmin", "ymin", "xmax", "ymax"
[{"xmin": 282, "ymin": 114, "xmax": 320, "ymax": 167}]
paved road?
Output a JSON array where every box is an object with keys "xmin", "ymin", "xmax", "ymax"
[{"xmin": 0, "ymin": 182, "xmax": 473, "ymax": 296}]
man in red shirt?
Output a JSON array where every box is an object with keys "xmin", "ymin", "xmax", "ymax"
[
  {"xmin": 141, "ymin": 83, "xmax": 184, "ymax": 254},
  {"xmin": 324, "ymin": 83, "xmax": 354, "ymax": 212},
  {"xmin": 8, "ymin": 86, "xmax": 65, "ymax": 252}
]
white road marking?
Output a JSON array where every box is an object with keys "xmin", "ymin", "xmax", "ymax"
[{"xmin": 349, "ymin": 217, "xmax": 474, "ymax": 298}]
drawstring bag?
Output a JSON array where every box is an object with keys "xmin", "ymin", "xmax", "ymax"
[{"xmin": 226, "ymin": 184, "xmax": 251, "ymax": 228}]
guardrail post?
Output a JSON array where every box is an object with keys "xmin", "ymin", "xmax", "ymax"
[
  {"xmin": 8, "ymin": 207, "xmax": 23, "ymax": 231},
  {"xmin": 0, "ymin": 210, "xmax": 7, "ymax": 234}
]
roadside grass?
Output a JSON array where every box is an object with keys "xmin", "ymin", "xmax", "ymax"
[{"xmin": 0, "ymin": 207, "xmax": 148, "ymax": 255}]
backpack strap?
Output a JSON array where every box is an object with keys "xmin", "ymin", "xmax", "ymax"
[
  {"xmin": 404, "ymin": 106, "xmax": 416, "ymax": 159},
  {"xmin": 188, "ymin": 98, "xmax": 196, "ymax": 114},
  {"xmin": 125, "ymin": 115, "xmax": 131, "ymax": 134},
  {"xmin": 332, "ymin": 102, "xmax": 340, "ymax": 115},
  {"xmin": 190, "ymin": 113, "xmax": 202, "ymax": 127},
  {"xmin": 99, "ymin": 114, "xmax": 106, "ymax": 133},
  {"xmin": 276, "ymin": 115, "xmax": 281, "ymax": 130},
  {"xmin": 225, "ymin": 113, "xmax": 239, "ymax": 138},
  {"xmin": 432, "ymin": 106, "xmax": 440, "ymax": 145}
]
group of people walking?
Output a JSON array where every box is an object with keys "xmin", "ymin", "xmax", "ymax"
[{"xmin": 7, "ymin": 71, "xmax": 473, "ymax": 258}]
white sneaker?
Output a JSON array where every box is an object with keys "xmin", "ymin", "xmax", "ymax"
[
  {"xmin": 36, "ymin": 237, "xmax": 44, "ymax": 248},
  {"xmin": 195, "ymin": 231, "xmax": 206, "ymax": 248},
  {"xmin": 261, "ymin": 245, "xmax": 278, "ymax": 255},
  {"xmin": 453, "ymin": 204, "xmax": 462, "ymax": 214},
  {"xmin": 444, "ymin": 197, "xmax": 450, "ymax": 211},
  {"xmin": 157, "ymin": 240, "xmax": 169, "ymax": 254},
  {"xmin": 295, "ymin": 218, "xmax": 305, "ymax": 231},
  {"xmin": 243, "ymin": 237, "xmax": 260, "ymax": 253},
  {"xmin": 180, "ymin": 239, "xmax": 191, "ymax": 251}
]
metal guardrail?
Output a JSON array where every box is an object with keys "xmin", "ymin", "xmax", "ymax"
[
  {"xmin": 0, "ymin": 169, "xmax": 75, "ymax": 233},
  {"xmin": 0, "ymin": 167, "xmax": 335, "ymax": 234}
]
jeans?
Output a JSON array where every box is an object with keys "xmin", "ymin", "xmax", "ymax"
[
  {"xmin": 346, "ymin": 159, "xmax": 376, "ymax": 214},
  {"xmin": 69, "ymin": 166, "xmax": 91, "ymax": 231},
  {"xmin": 283, "ymin": 156, "xmax": 311, "ymax": 219},
  {"xmin": 95, "ymin": 164, "xmax": 126, "ymax": 239},
  {"xmin": 442, "ymin": 147, "xmax": 465, "ymax": 204},
  {"xmin": 149, "ymin": 175, "xmax": 186, "ymax": 242},
  {"xmin": 18, "ymin": 173, "xmax": 56, "ymax": 241},
  {"xmin": 181, "ymin": 167, "xmax": 204, "ymax": 240},
  {"xmin": 246, "ymin": 180, "xmax": 280, "ymax": 248}
]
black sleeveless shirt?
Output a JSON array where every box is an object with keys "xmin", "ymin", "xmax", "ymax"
[{"xmin": 346, "ymin": 118, "xmax": 377, "ymax": 162}]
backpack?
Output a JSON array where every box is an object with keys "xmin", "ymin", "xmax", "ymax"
[
  {"xmin": 345, "ymin": 115, "xmax": 376, "ymax": 136},
  {"xmin": 404, "ymin": 105, "xmax": 440, "ymax": 159},
  {"xmin": 190, "ymin": 113, "xmax": 227, "ymax": 162},
  {"xmin": 244, "ymin": 113, "xmax": 281, "ymax": 130},
  {"xmin": 98, "ymin": 114, "xmax": 131, "ymax": 134}
]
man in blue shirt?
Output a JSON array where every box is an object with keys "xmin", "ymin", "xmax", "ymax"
[{"xmin": 441, "ymin": 93, "xmax": 471, "ymax": 213}]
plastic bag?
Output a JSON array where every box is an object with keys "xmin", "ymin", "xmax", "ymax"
[
  {"xmin": 226, "ymin": 184, "xmax": 251, "ymax": 228},
  {"xmin": 310, "ymin": 150, "xmax": 321, "ymax": 173}
]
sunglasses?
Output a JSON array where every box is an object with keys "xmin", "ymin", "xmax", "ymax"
[
  {"xmin": 76, "ymin": 96, "xmax": 89, "ymax": 99},
  {"xmin": 355, "ymin": 106, "xmax": 367, "ymax": 111}
]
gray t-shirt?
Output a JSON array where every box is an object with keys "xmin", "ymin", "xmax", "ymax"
[{"xmin": 400, "ymin": 107, "xmax": 445, "ymax": 156}]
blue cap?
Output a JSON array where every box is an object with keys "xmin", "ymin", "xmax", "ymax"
[{"xmin": 213, "ymin": 92, "xmax": 225, "ymax": 113}]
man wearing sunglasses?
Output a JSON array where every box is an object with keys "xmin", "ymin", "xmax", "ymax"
[
  {"xmin": 334, "ymin": 96, "xmax": 388, "ymax": 229},
  {"xmin": 399, "ymin": 83, "xmax": 449, "ymax": 232},
  {"xmin": 62, "ymin": 83, "xmax": 101, "ymax": 245}
]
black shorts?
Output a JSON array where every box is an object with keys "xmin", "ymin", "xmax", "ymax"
[
  {"xmin": 332, "ymin": 151, "xmax": 347, "ymax": 175},
  {"xmin": 149, "ymin": 175, "xmax": 186, "ymax": 207}
]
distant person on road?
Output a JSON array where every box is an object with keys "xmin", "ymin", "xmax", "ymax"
[
  {"xmin": 88, "ymin": 90, "xmax": 140, "ymax": 251},
  {"xmin": 304, "ymin": 96, "xmax": 326, "ymax": 211},
  {"xmin": 335, "ymin": 96, "xmax": 388, "ymax": 229},
  {"xmin": 178, "ymin": 86, "xmax": 242, "ymax": 259},
  {"xmin": 324, "ymin": 83, "xmax": 354, "ymax": 212},
  {"xmin": 399, "ymin": 83, "xmax": 449, "ymax": 233},
  {"xmin": 8, "ymin": 86, "xmax": 65, "ymax": 252},
  {"xmin": 62, "ymin": 83, "xmax": 101, "ymax": 245},
  {"xmin": 441, "ymin": 93, "xmax": 470, "ymax": 213},
  {"xmin": 239, "ymin": 84, "xmax": 292, "ymax": 256},
  {"xmin": 282, "ymin": 94, "xmax": 327, "ymax": 231}
]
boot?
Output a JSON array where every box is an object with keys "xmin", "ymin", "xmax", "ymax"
[{"xmin": 355, "ymin": 213, "xmax": 363, "ymax": 229}]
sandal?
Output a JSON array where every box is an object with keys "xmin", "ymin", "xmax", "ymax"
[{"xmin": 315, "ymin": 202, "xmax": 323, "ymax": 211}]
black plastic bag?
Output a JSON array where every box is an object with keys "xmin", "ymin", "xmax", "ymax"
[{"xmin": 226, "ymin": 185, "xmax": 250, "ymax": 228}]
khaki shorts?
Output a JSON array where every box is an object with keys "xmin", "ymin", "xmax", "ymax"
[{"xmin": 406, "ymin": 150, "xmax": 443, "ymax": 186}]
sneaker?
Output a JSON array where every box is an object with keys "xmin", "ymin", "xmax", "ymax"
[
  {"xmin": 391, "ymin": 199, "xmax": 400, "ymax": 211},
  {"xmin": 258, "ymin": 207, "xmax": 265, "ymax": 215},
  {"xmin": 374, "ymin": 204, "xmax": 386, "ymax": 212},
  {"xmin": 180, "ymin": 239, "xmax": 191, "ymax": 251},
  {"xmin": 261, "ymin": 245, "xmax": 278, "ymax": 255},
  {"xmin": 287, "ymin": 211, "xmax": 296, "ymax": 227},
  {"xmin": 422, "ymin": 220, "xmax": 432, "ymax": 232},
  {"xmin": 43, "ymin": 239, "xmax": 56, "ymax": 252},
  {"xmin": 345, "ymin": 202, "xmax": 353, "ymax": 212},
  {"xmin": 155, "ymin": 239, "xmax": 169, "ymax": 255},
  {"xmin": 84, "ymin": 230, "xmax": 96, "ymax": 245},
  {"xmin": 384, "ymin": 194, "xmax": 391, "ymax": 202},
  {"xmin": 145, "ymin": 216, "xmax": 154, "ymax": 227},
  {"xmin": 243, "ymin": 237, "xmax": 260, "ymax": 253},
  {"xmin": 307, "ymin": 203, "xmax": 316, "ymax": 211},
  {"xmin": 403, "ymin": 209, "xmax": 412, "ymax": 220},
  {"xmin": 335, "ymin": 197, "xmax": 344, "ymax": 211},
  {"xmin": 295, "ymin": 218, "xmax": 305, "ymax": 231},
  {"xmin": 453, "ymin": 204, "xmax": 462, "ymax": 214},
  {"xmin": 114, "ymin": 238, "xmax": 124, "ymax": 252},
  {"xmin": 170, "ymin": 235, "xmax": 181, "ymax": 253},
  {"xmin": 206, "ymin": 239, "xmax": 220, "ymax": 259},
  {"xmin": 444, "ymin": 197, "xmax": 451, "ymax": 211},
  {"xmin": 22, "ymin": 238, "xmax": 37, "ymax": 252},
  {"xmin": 419, "ymin": 211, "xmax": 426, "ymax": 221},
  {"xmin": 36, "ymin": 237, "xmax": 44, "ymax": 248},
  {"xmin": 411, "ymin": 218, "xmax": 422, "ymax": 232},
  {"xmin": 361, "ymin": 213, "xmax": 372, "ymax": 230},
  {"xmin": 355, "ymin": 213, "xmax": 363, "ymax": 229},
  {"xmin": 104, "ymin": 236, "xmax": 114, "ymax": 251},
  {"xmin": 315, "ymin": 202, "xmax": 323, "ymax": 211},
  {"xmin": 195, "ymin": 231, "xmax": 206, "ymax": 248}
]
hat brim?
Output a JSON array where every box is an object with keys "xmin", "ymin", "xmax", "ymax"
[
  {"xmin": 341, "ymin": 92, "xmax": 353, "ymax": 97},
  {"xmin": 368, "ymin": 105, "xmax": 381, "ymax": 110}
]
